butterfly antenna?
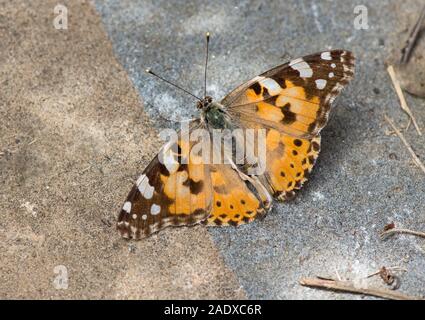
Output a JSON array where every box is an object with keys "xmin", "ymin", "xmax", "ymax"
[
  {"xmin": 145, "ymin": 69, "xmax": 202, "ymax": 101},
  {"xmin": 203, "ymin": 32, "xmax": 210, "ymax": 98}
]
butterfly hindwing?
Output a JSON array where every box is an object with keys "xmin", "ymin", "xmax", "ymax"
[
  {"xmin": 259, "ymin": 129, "xmax": 321, "ymax": 200},
  {"xmin": 205, "ymin": 163, "xmax": 272, "ymax": 226}
]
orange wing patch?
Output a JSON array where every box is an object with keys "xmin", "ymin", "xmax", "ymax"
[
  {"xmin": 243, "ymin": 79, "xmax": 321, "ymax": 138},
  {"xmin": 205, "ymin": 164, "xmax": 271, "ymax": 226},
  {"xmin": 160, "ymin": 149, "xmax": 210, "ymax": 216},
  {"xmin": 259, "ymin": 129, "xmax": 321, "ymax": 201}
]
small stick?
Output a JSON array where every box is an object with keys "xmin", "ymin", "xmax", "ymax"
[
  {"xmin": 366, "ymin": 266, "xmax": 406, "ymax": 279},
  {"xmin": 385, "ymin": 120, "xmax": 412, "ymax": 135},
  {"xmin": 101, "ymin": 218, "xmax": 112, "ymax": 227},
  {"xmin": 380, "ymin": 228, "xmax": 425, "ymax": 240},
  {"xmin": 387, "ymin": 65, "xmax": 422, "ymax": 135},
  {"xmin": 405, "ymin": 118, "xmax": 412, "ymax": 131},
  {"xmin": 334, "ymin": 267, "xmax": 342, "ymax": 281},
  {"xmin": 300, "ymin": 277, "xmax": 423, "ymax": 300},
  {"xmin": 81, "ymin": 166, "xmax": 91, "ymax": 173},
  {"xmin": 384, "ymin": 115, "xmax": 425, "ymax": 174},
  {"xmin": 400, "ymin": 5, "xmax": 425, "ymax": 64}
]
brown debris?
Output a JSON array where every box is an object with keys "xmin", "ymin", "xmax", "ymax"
[
  {"xmin": 300, "ymin": 277, "xmax": 422, "ymax": 300},
  {"xmin": 387, "ymin": 66, "xmax": 422, "ymax": 135},
  {"xmin": 400, "ymin": 5, "xmax": 425, "ymax": 65},
  {"xmin": 380, "ymin": 226, "xmax": 425, "ymax": 240},
  {"xmin": 383, "ymin": 222, "xmax": 396, "ymax": 232},
  {"xmin": 384, "ymin": 115, "xmax": 425, "ymax": 174}
]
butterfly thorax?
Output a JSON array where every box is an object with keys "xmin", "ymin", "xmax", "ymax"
[{"xmin": 198, "ymin": 96, "xmax": 232, "ymax": 130}]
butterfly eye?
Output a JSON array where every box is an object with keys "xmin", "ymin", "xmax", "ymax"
[{"xmin": 207, "ymin": 97, "xmax": 212, "ymax": 103}]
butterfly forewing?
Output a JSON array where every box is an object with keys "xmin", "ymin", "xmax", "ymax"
[
  {"xmin": 117, "ymin": 122, "xmax": 213, "ymax": 239},
  {"xmin": 225, "ymin": 50, "xmax": 354, "ymax": 138}
]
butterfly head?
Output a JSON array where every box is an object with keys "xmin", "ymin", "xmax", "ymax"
[{"xmin": 196, "ymin": 96, "xmax": 213, "ymax": 110}]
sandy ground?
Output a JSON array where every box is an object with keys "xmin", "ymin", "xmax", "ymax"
[
  {"xmin": 1, "ymin": 0, "xmax": 424, "ymax": 299},
  {"xmin": 95, "ymin": 0, "xmax": 425, "ymax": 299}
]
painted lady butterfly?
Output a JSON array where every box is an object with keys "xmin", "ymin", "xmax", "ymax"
[{"xmin": 117, "ymin": 34, "xmax": 355, "ymax": 240}]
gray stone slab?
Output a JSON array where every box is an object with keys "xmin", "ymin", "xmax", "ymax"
[{"xmin": 94, "ymin": 0, "xmax": 425, "ymax": 299}]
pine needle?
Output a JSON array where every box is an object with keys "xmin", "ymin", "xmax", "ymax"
[{"xmin": 387, "ymin": 65, "xmax": 422, "ymax": 135}]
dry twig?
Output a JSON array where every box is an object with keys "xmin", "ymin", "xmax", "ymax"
[
  {"xmin": 380, "ymin": 227, "xmax": 425, "ymax": 240},
  {"xmin": 387, "ymin": 65, "xmax": 422, "ymax": 135},
  {"xmin": 400, "ymin": 5, "xmax": 425, "ymax": 64},
  {"xmin": 384, "ymin": 115, "xmax": 425, "ymax": 174},
  {"xmin": 366, "ymin": 266, "xmax": 406, "ymax": 279},
  {"xmin": 101, "ymin": 218, "xmax": 112, "ymax": 227},
  {"xmin": 379, "ymin": 270, "xmax": 400, "ymax": 289},
  {"xmin": 28, "ymin": 138, "xmax": 38, "ymax": 146},
  {"xmin": 300, "ymin": 277, "xmax": 423, "ymax": 300}
]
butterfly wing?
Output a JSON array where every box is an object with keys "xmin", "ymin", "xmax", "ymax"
[
  {"xmin": 259, "ymin": 129, "xmax": 322, "ymax": 200},
  {"xmin": 117, "ymin": 121, "xmax": 213, "ymax": 239},
  {"xmin": 223, "ymin": 50, "xmax": 355, "ymax": 199},
  {"xmin": 205, "ymin": 163, "xmax": 272, "ymax": 226}
]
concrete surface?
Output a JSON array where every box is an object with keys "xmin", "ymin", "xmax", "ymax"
[{"xmin": 0, "ymin": 0, "xmax": 424, "ymax": 299}]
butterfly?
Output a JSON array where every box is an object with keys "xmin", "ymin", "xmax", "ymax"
[{"xmin": 117, "ymin": 34, "xmax": 355, "ymax": 240}]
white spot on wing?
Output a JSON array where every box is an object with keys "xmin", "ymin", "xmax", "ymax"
[
  {"xmin": 331, "ymin": 63, "xmax": 336, "ymax": 68},
  {"xmin": 315, "ymin": 79, "xmax": 327, "ymax": 90},
  {"xmin": 150, "ymin": 204, "xmax": 161, "ymax": 215},
  {"xmin": 132, "ymin": 214, "xmax": 137, "ymax": 219},
  {"xmin": 260, "ymin": 78, "xmax": 281, "ymax": 95},
  {"xmin": 290, "ymin": 59, "xmax": 313, "ymax": 78},
  {"xmin": 329, "ymin": 72, "xmax": 334, "ymax": 78},
  {"xmin": 162, "ymin": 147, "xmax": 179, "ymax": 174},
  {"xmin": 142, "ymin": 214, "xmax": 147, "ymax": 220},
  {"xmin": 137, "ymin": 174, "xmax": 154, "ymax": 199},
  {"xmin": 123, "ymin": 201, "xmax": 132, "ymax": 213},
  {"xmin": 321, "ymin": 51, "xmax": 332, "ymax": 60}
]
